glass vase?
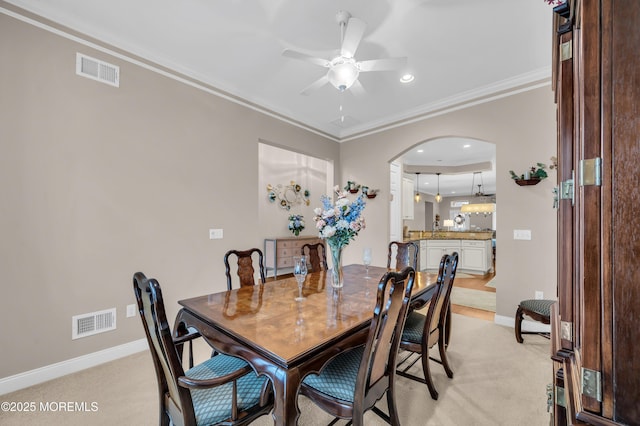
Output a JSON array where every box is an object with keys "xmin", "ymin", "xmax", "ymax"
[{"xmin": 329, "ymin": 242, "xmax": 344, "ymax": 288}]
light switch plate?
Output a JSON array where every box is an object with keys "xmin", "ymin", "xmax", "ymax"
[
  {"xmin": 126, "ymin": 304, "xmax": 136, "ymax": 318},
  {"xmin": 513, "ymin": 229, "xmax": 532, "ymax": 240},
  {"xmin": 209, "ymin": 229, "xmax": 223, "ymax": 239}
]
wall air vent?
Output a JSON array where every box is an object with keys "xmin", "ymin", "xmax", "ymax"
[
  {"xmin": 75, "ymin": 53, "xmax": 119, "ymax": 87},
  {"xmin": 72, "ymin": 308, "xmax": 117, "ymax": 339}
]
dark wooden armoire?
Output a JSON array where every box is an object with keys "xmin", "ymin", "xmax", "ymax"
[{"xmin": 551, "ymin": 0, "xmax": 640, "ymax": 425}]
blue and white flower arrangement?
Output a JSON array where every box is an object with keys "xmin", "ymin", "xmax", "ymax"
[
  {"xmin": 288, "ymin": 214, "xmax": 305, "ymax": 236},
  {"xmin": 313, "ymin": 186, "xmax": 366, "ymax": 250}
]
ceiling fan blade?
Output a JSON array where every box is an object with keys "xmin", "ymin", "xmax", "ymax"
[
  {"xmin": 282, "ymin": 49, "xmax": 330, "ymax": 67},
  {"xmin": 341, "ymin": 17, "xmax": 366, "ymax": 58},
  {"xmin": 300, "ymin": 75, "xmax": 329, "ymax": 96},
  {"xmin": 349, "ymin": 79, "xmax": 366, "ymax": 96},
  {"xmin": 358, "ymin": 57, "xmax": 408, "ymax": 72}
]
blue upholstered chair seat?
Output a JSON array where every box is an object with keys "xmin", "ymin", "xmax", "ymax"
[
  {"xmin": 401, "ymin": 310, "xmax": 427, "ymax": 344},
  {"xmin": 186, "ymin": 354, "xmax": 268, "ymax": 425},
  {"xmin": 302, "ymin": 346, "xmax": 364, "ymax": 403}
]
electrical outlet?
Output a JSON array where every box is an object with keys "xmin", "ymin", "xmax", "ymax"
[
  {"xmin": 535, "ymin": 291, "xmax": 544, "ymax": 300},
  {"xmin": 209, "ymin": 228, "xmax": 223, "ymax": 239},
  {"xmin": 126, "ymin": 304, "xmax": 136, "ymax": 318}
]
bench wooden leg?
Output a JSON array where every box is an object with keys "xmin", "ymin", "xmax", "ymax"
[{"xmin": 515, "ymin": 306, "xmax": 525, "ymax": 343}]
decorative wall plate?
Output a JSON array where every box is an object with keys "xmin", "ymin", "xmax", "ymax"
[{"xmin": 267, "ymin": 181, "xmax": 310, "ymax": 210}]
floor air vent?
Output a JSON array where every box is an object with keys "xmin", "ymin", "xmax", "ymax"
[
  {"xmin": 76, "ymin": 53, "xmax": 120, "ymax": 87},
  {"xmin": 72, "ymin": 308, "xmax": 117, "ymax": 339}
]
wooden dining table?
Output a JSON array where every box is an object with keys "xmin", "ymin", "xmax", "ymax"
[{"xmin": 174, "ymin": 264, "xmax": 437, "ymax": 425}]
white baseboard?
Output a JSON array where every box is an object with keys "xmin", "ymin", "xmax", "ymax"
[
  {"xmin": 0, "ymin": 338, "xmax": 148, "ymax": 396},
  {"xmin": 495, "ymin": 314, "xmax": 551, "ymax": 333}
]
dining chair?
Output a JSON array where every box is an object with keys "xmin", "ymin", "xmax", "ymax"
[
  {"xmin": 387, "ymin": 241, "xmax": 418, "ymax": 270},
  {"xmin": 396, "ymin": 252, "xmax": 459, "ymax": 400},
  {"xmin": 133, "ymin": 272, "xmax": 273, "ymax": 426},
  {"xmin": 224, "ymin": 248, "xmax": 266, "ymax": 290},
  {"xmin": 299, "ymin": 267, "xmax": 416, "ymax": 426},
  {"xmin": 301, "ymin": 242, "xmax": 327, "ymax": 272}
]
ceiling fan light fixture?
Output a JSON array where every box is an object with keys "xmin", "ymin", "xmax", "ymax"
[
  {"xmin": 283, "ymin": 11, "xmax": 407, "ymax": 95},
  {"xmin": 328, "ymin": 57, "xmax": 360, "ymax": 91},
  {"xmin": 400, "ymin": 74, "xmax": 414, "ymax": 83}
]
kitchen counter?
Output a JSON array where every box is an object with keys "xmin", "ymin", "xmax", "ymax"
[{"xmin": 403, "ymin": 231, "xmax": 493, "ymax": 242}]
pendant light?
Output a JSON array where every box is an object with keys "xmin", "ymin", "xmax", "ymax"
[
  {"xmin": 414, "ymin": 172, "xmax": 421, "ymax": 203},
  {"xmin": 461, "ymin": 171, "xmax": 495, "ymax": 215},
  {"xmin": 435, "ymin": 172, "xmax": 442, "ymax": 203}
]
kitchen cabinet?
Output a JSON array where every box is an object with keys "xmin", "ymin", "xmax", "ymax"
[
  {"xmin": 425, "ymin": 239, "xmax": 491, "ymax": 273},
  {"xmin": 425, "ymin": 240, "xmax": 461, "ymax": 270},
  {"xmin": 419, "ymin": 240, "xmax": 427, "ymax": 271},
  {"xmin": 459, "ymin": 240, "xmax": 492, "ymax": 273},
  {"xmin": 401, "ymin": 177, "xmax": 414, "ymax": 220}
]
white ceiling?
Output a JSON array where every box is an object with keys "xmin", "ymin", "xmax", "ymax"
[
  {"xmin": 402, "ymin": 137, "xmax": 496, "ymax": 198},
  {"xmin": 3, "ymin": 0, "xmax": 553, "ymax": 196}
]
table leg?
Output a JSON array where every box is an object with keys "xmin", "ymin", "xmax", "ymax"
[{"xmin": 269, "ymin": 366, "xmax": 302, "ymax": 425}]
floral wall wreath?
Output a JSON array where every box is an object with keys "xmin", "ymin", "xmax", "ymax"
[{"xmin": 266, "ymin": 181, "xmax": 310, "ymax": 210}]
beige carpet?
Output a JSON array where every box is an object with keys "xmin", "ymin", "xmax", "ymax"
[
  {"xmin": 0, "ymin": 315, "xmax": 551, "ymax": 426},
  {"xmin": 450, "ymin": 286, "xmax": 496, "ymax": 312}
]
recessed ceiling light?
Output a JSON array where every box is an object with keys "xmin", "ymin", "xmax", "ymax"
[
  {"xmin": 417, "ymin": 149, "xmax": 424, "ymax": 153},
  {"xmin": 463, "ymin": 144, "xmax": 471, "ymax": 148},
  {"xmin": 400, "ymin": 74, "xmax": 414, "ymax": 83}
]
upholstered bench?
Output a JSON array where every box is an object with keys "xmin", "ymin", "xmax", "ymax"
[{"xmin": 515, "ymin": 299, "xmax": 555, "ymax": 343}]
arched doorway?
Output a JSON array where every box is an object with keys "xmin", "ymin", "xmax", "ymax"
[{"xmin": 390, "ymin": 137, "xmax": 497, "ymax": 318}]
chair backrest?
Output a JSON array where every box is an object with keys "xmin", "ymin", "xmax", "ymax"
[
  {"xmin": 387, "ymin": 241, "xmax": 419, "ymax": 270},
  {"xmin": 354, "ymin": 266, "xmax": 415, "ymax": 413},
  {"xmin": 424, "ymin": 252, "xmax": 459, "ymax": 345},
  {"xmin": 301, "ymin": 242, "xmax": 327, "ymax": 272},
  {"xmin": 133, "ymin": 272, "xmax": 196, "ymax": 424},
  {"xmin": 224, "ymin": 248, "xmax": 266, "ymax": 290}
]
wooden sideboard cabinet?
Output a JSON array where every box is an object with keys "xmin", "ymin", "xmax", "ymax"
[
  {"xmin": 551, "ymin": 1, "xmax": 640, "ymax": 424},
  {"xmin": 264, "ymin": 237, "xmax": 323, "ymax": 277}
]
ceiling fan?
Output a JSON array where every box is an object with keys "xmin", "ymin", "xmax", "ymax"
[
  {"xmin": 471, "ymin": 172, "xmax": 495, "ymax": 197},
  {"xmin": 282, "ymin": 10, "xmax": 408, "ymax": 95}
]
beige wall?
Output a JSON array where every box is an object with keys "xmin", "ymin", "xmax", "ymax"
[
  {"xmin": 0, "ymin": 13, "xmax": 338, "ymax": 378},
  {"xmin": 339, "ymin": 87, "xmax": 558, "ymax": 320},
  {"xmin": 258, "ymin": 142, "xmax": 332, "ymax": 243},
  {"xmin": 1, "ymin": 8, "xmax": 557, "ymax": 382}
]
